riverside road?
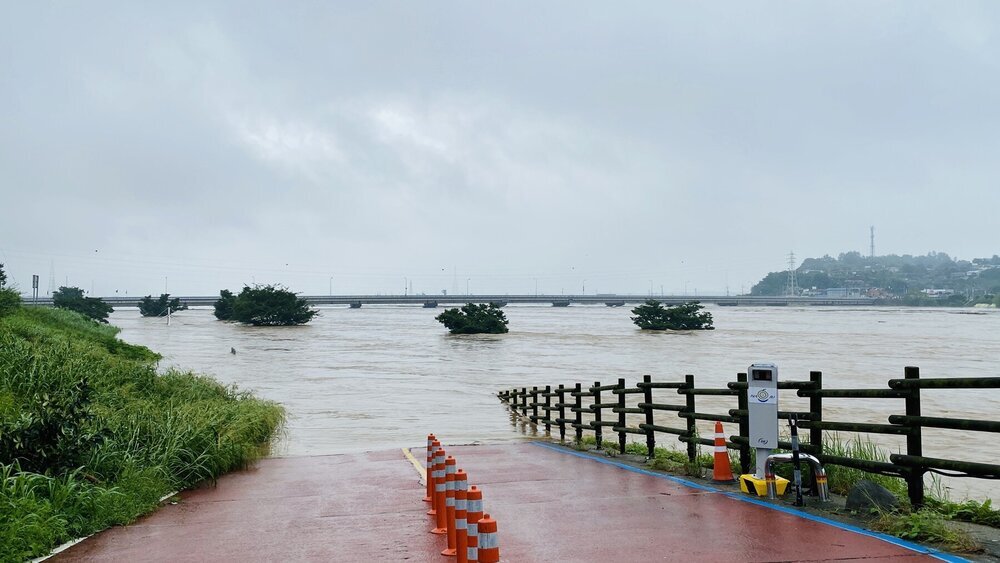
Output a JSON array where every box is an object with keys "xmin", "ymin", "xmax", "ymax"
[{"xmin": 51, "ymin": 443, "xmax": 957, "ymax": 562}]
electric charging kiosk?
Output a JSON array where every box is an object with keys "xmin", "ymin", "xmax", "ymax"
[{"xmin": 739, "ymin": 363, "xmax": 789, "ymax": 496}]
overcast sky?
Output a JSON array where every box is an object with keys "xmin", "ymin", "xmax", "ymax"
[{"xmin": 2, "ymin": 2, "xmax": 998, "ymax": 297}]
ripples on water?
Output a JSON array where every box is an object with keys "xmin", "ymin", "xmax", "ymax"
[{"xmin": 111, "ymin": 305, "xmax": 999, "ymax": 501}]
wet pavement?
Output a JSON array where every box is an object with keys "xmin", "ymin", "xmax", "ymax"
[{"xmin": 51, "ymin": 443, "xmax": 957, "ymax": 562}]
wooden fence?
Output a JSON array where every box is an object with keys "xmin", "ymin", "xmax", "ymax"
[{"xmin": 497, "ymin": 367, "xmax": 1000, "ymax": 507}]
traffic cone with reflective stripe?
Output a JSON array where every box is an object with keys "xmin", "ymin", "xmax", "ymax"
[
  {"xmin": 454, "ymin": 470, "xmax": 469, "ymax": 563},
  {"xmin": 477, "ymin": 514, "xmax": 499, "ymax": 563},
  {"xmin": 424, "ymin": 434, "xmax": 436, "ymax": 503},
  {"xmin": 442, "ymin": 456, "xmax": 458, "ymax": 556},
  {"xmin": 465, "ymin": 486, "xmax": 483, "ymax": 563},
  {"xmin": 431, "ymin": 448, "xmax": 448, "ymax": 534},
  {"xmin": 427, "ymin": 441, "xmax": 442, "ymax": 517},
  {"xmin": 713, "ymin": 421, "xmax": 735, "ymax": 483}
]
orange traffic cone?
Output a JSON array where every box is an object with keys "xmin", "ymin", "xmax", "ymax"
[
  {"xmin": 431, "ymin": 448, "xmax": 448, "ymax": 534},
  {"xmin": 442, "ymin": 456, "xmax": 458, "ymax": 556},
  {"xmin": 465, "ymin": 486, "xmax": 483, "ymax": 563},
  {"xmin": 713, "ymin": 421, "xmax": 735, "ymax": 483},
  {"xmin": 477, "ymin": 513, "xmax": 500, "ymax": 563},
  {"xmin": 454, "ymin": 470, "xmax": 469, "ymax": 563},
  {"xmin": 427, "ymin": 440, "xmax": 442, "ymax": 517},
  {"xmin": 424, "ymin": 434, "xmax": 436, "ymax": 503}
]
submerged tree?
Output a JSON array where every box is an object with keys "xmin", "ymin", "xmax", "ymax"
[
  {"xmin": 436, "ymin": 303, "xmax": 509, "ymax": 334},
  {"xmin": 631, "ymin": 300, "xmax": 714, "ymax": 331},
  {"xmin": 52, "ymin": 286, "xmax": 113, "ymax": 323},
  {"xmin": 138, "ymin": 294, "xmax": 188, "ymax": 318},
  {"xmin": 229, "ymin": 284, "xmax": 317, "ymax": 326},
  {"xmin": 213, "ymin": 289, "xmax": 237, "ymax": 320}
]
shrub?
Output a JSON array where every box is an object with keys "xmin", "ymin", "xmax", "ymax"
[
  {"xmin": 137, "ymin": 294, "xmax": 187, "ymax": 318},
  {"xmin": 435, "ymin": 303, "xmax": 509, "ymax": 334},
  {"xmin": 0, "ymin": 288, "xmax": 19, "ymax": 317},
  {"xmin": 630, "ymin": 300, "xmax": 714, "ymax": 330},
  {"xmin": 213, "ymin": 289, "xmax": 236, "ymax": 321},
  {"xmin": 52, "ymin": 286, "xmax": 113, "ymax": 323},
  {"xmin": 0, "ymin": 264, "xmax": 19, "ymax": 318},
  {"xmin": 229, "ymin": 284, "xmax": 317, "ymax": 326}
]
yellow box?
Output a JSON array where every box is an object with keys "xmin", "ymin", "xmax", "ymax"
[{"xmin": 739, "ymin": 474, "xmax": 789, "ymax": 497}]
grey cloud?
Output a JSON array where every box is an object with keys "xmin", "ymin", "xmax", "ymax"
[{"xmin": 1, "ymin": 2, "xmax": 998, "ymax": 296}]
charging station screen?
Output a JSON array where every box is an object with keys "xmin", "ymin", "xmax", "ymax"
[{"xmin": 751, "ymin": 369, "xmax": 773, "ymax": 381}]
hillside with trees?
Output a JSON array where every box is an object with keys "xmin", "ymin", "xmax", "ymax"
[{"xmin": 751, "ymin": 252, "xmax": 1000, "ymax": 305}]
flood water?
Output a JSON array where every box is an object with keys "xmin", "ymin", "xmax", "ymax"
[{"xmin": 111, "ymin": 305, "xmax": 999, "ymax": 502}]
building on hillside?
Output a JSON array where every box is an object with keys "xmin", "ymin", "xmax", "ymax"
[{"xmin": 823, "ymin": 288, "xmax": 864, "ymax": 298}]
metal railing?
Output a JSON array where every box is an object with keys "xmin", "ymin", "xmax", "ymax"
[{"xmin": 498, "ymin": 367, "xmax": 1000, "ymax": 507}]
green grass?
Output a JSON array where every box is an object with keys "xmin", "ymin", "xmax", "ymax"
[
  {"xmin": 871, "ymin": 507, "xmax": 980, "ymax": 553},
  {"xmin": 821, "ymin": 433, "xmax": 907, "ymax": 498},
  {"xmin": 925, "ymin": 497, "xmax": 1000, "ymax": 528},
  {"xmin": 0, "ymin": 307, "xmax": 284, "ymax": 562}
]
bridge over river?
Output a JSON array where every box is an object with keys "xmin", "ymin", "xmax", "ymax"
[{"xmin": 24, "ymin": 294, "xmax": 876, "ymax": 308}]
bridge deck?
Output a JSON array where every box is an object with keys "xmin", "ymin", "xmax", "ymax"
[
  {"xmin": 22, "ymin": 294, "xmax": 876, "ymax": 308},
  {"xmin": 50, "ymin": 443, "xmax": 953, "ymax": 562}
]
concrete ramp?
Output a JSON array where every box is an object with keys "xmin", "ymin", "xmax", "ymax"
[{"xmin": 51, "ymin": 443, "xmax": 960, "ymax": 562}]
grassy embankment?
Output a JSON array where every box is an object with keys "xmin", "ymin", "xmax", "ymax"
[{"xmin": 0, "ymin": 306, "xmax": 284, "ymax": 562}]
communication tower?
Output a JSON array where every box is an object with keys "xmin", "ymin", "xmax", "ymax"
[
  {"xmin": 869, "ymin": 226, "xmax": 875, "ymax": 259},
  {"xmin": 785, "ymin": 252, "xmax": 798, "ymax": 296}
]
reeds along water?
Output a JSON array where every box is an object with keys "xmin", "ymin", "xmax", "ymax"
[{"xmin": 112, "ymin": 304, "xmax": 1000, "ymax": 502}]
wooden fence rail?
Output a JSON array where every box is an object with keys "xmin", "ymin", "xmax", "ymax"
[{"xmin": 496, "ymin": 367, "xmax": 1000, "ymax": 507}]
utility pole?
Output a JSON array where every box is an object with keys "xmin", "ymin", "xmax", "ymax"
[{"xmin": 47, "ymin": 261, "xmax": 55, "ymax": 296}]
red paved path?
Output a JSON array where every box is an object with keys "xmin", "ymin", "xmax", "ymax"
[{"xmin": 53, "ymin": 443, "xmax": 951, "ymax": 562}]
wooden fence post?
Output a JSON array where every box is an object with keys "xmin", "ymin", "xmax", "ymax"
[
  {"xmin": 617, "ymin": 378, "xmax": 627, "ymax": 454},
  {"xmin": 684, "ymin": 374, "xmax": 697, "ymax": 463},
  {"xmin": 530, "ymin": 386, "xmax": 539, "ymax": 427},
  {"xmin": 737, "ymin": 372, "xmax": 750, "ymax": 474},
  {"xmin": 593, "ymin": 381, "xmax": 603, "ymax": 448},
  {"xmin": 521, "ymin": 387, "xmax": 528, "ymax": 418},
  {"xmin": 574, "ymin": 383, "xmax": 583, "ymax": 443},
  {"xmin": 809, "ymin": 371, "xmax": 823, "ymax": 454},
  {"xmin": 904, "ymin": 366, "xmax": 924, "ymax": 508},
  {"xmin": 544, "ymin": 385, "xmax": 552, "ymax": 434},
  {"xmin": 557, "ymin": 384, "xmax": 567, "ymax": 441},
  {"xmin": 642, "ymin": 375, "xmax": 655, "ymax": 460}
]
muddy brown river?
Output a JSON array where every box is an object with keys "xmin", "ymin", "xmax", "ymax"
[{"xmin": 111, "ymin": 304, "xmax": 999, "ymax": 502}]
